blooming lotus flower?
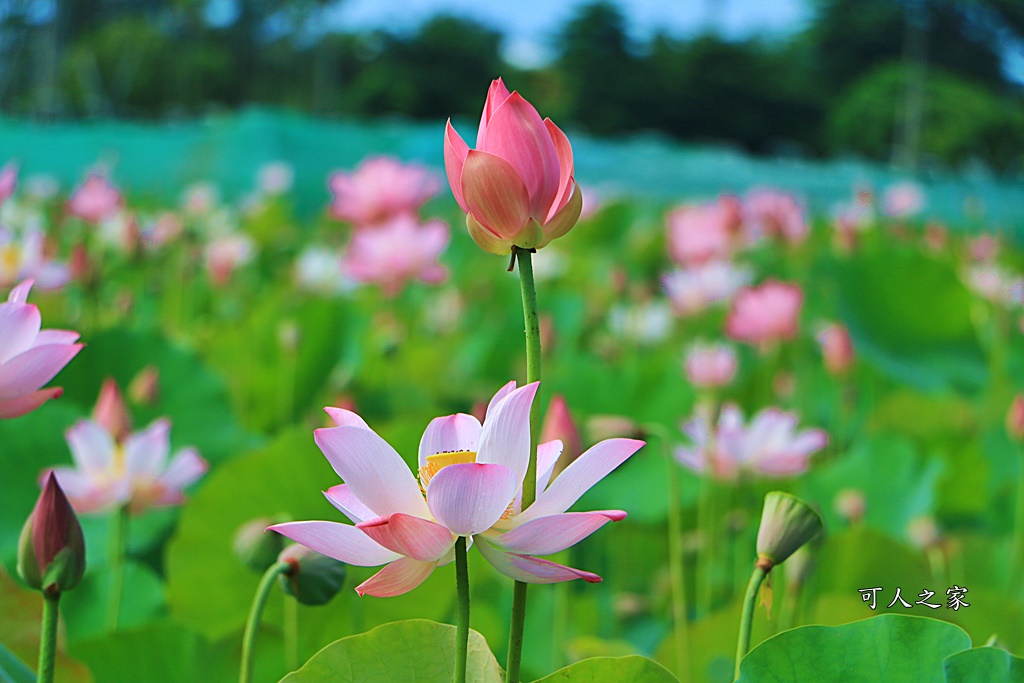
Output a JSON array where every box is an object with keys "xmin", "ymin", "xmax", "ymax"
[
  {"xmin": 67, "ymin": 174, "xmax": 122, "ymax": 224},
  {"xmin": 340, "ymin": 215, "xmax": 448, "ymax": 296},
  {"xmin": 329, "ymin": 157, "xmax": 439, "ymax": 226},
  {"xmin": 204, "ymin": 234, "xmax": 255, "ymax": 287},
  {"xmin": 684, "ymin": 342, "xmax": 737, "ymax": 389},
  {"xmin": 48, "ymin": 418, "xmax": 207, "ymax": 514},
  {"xmin": 666, "ymin": 197, "xmax": 741, "ymax": 266},
  {"xmin": 93, "ymin": 378, "xmax": 132, "ymax": 442},
  {"xmin": 0, "ymin": 162, "xmax": 17, "ymax": 207},
  {"xmin": 817, "ymin": 323, "xmax": 854, "ymax": 375},
  {"xmin": 662, "ymin": 261, "xmax": 752, "ymax": 317},
  {"xmin": 0, "ymin": 281, "xmax": 82, "ymax": 419},
  {"xmin": 743, "ymin": 189, "xmax": 808, "ymax": 244},
  {"xmin": 269, "ymin": 382, "xmax": 645, "ymax": 597},
  {"xmin": 0, "ymin": 228, "xmax": 70, "ymax": 290},
  {"xmin": 444, "ymin": 78, "xmax": 582, "ymax": 254},
  {"xmin": 676, "ymin": 404, "xmax": 826, "ymax": 480},
  {"xmin": 883, "ymin": 181, "xmax": 925, "ymax": 218},
  {"xmin": 726, "ymin": 280, "xmax": 803, "ymax": 345}
]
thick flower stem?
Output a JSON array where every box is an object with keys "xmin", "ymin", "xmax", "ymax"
[
  {"xmin": 734, "ymin": 564, "xmax": 768, "ymax": 679},
  {"xmin": 38, "ymin": 592, "xmax": 60, "ymax": 683},
  {"xmin": 665, "ymin": 438, "xmax": 691, "ymax": 681},
  {"xmin": 240, "ymin": 561, "xmax": 290, "ymax": 683},
  {"xmin": 106, "ymin": 504, "xmax": 129, "ymax": 631},
  {"xmin": 454, "ymin": 536, "xmax": 470, "ymax": 683},
  {"xmin": 506, "ymin": 246, "xmax": 541, "ymax": 683}
]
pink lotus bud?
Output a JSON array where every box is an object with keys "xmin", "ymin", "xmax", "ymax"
[
  {"xmin": 684, "ymin": 342, "xmax": 737, "ymax": 389},
  {"xmin": 539, "ymin": 314, "xmax": 557, "ymax": 354},
  {"xmin": 204, "ymin": 234, "xmax": 254, "ymax": 287},
  {"xmin": 0, "ymin": 161, "xmax": 17, "ymax": 206},
  {"xmin": 542, "ymin": 395, "xmax": 583, "ymax": 475},
  {"xmin": 68, "ymin": 174, "xmax": 122, "ymax": 224},
  {"xmin": 834, "ymin": 488, "xmax": 866, "ymax": 523},
  {"xmin": 329, "ymin": 157, "xmax": 439, "ymax": 226},
  {"xmin": 666, "ymin": 197, "xmax": 740, "ymax": 267},
  {"xmin": 445, "ymin": 78, "xmax": 582, "ymax": 254},
  {"xmin": 817, "ymin": 323, "xmax": 854, "ymax": 375},
  {"xmin": 922, "ymin": 222, "xmax": 947, "ymax": 253},
  {"xmin": 17, "ymin": 473, "xmax": 86, "ymax": 594},
  {"xmin": 128, "ymin": 366, "xmax": 160, "ymax": 406},
  {"xmin": 726, "ymin": 280, "xmax": 803, "ymax": 346},
  {"xmin": 1007, "ymin": 396, "xmax": 1024, "ymax": 443},
  {"xmin": 93, "ymin": 378, "xmax": 132, "ymax": 441}
]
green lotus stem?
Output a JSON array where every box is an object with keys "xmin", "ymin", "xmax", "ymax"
[
  {"xmin": 106, "ymin": 504, "xmax": 129, "ymax": 630},
  {"xmin": 38, "ymin": 592, "xmax": 60, "ymax": 683},
  {"xmin": 505, "ymin": 246, "xmax": 541, "ymax": 683},
  {"xmin": 240, "ymin": 561, "xmax": 290, "ymax": 683},
  {"xmin": 283, "ymin": 592, "xmax": 299, "ymax": 671},
  {"xmin": 665, "ymin": 438, "xmax": 691, "ymax": 681},
  {"xmin": 454, "ymin": 536, "xmax": 470, "ymax": 683},
  {"xmin": 1015, "ymin": 443, "xmax": 1024, "ymax": 597},
  {"xmin": 735, "ymin": 563, "xmax": 768, "ymax": 679}
]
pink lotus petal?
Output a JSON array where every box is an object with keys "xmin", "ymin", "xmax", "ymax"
[
  {"xmin": 418, "ymin": 413, "xmax": 482, "ymax": 468},
  {"xmin": 460, "ymin": 151, "xmax": 531, "ymax": 239},
  {"xmin": 476, "ymin": 382, "xmax": 539, "ymax": 492},
  {"xmin": 314, "ymin": 425, "xmax": 431, "ymax": 519},
  {"xmin": 323, "ymin": 407, "xmax": 370, "ymax": 429},
  {"xmin": 466, "ymin": 213, "xmax": 512, "ymax": 255},
  {"xmin": 520, "ymin": 438, "xmax": 645, "ymax": 522},
  {"xmin": 0, "ymin": 301, "xmax": 41, "ymax": 363},
  {"xmin": 444, "ymin": 121, "xmax": 470, "ymax": 212},
  {"xmin": 485, "ymin": 381, "xmax": 518, "ymax": 419},
  {"xmin": 0, "ymin": 387, "xmax": 63, "ymax": 419},
  {"xmin": 124, "ymin": 418, "xmax": 171, "ymax": 476},
  {"xmin": 477, "ymin": 92, "xmax": 560, "ymax": 219},
  {"xmin": 0, "ymin": 343, "xmax": 83, "ymax": 400},
  {"xmin": 8, "ymin": 280, "xmax": 33, "ymax": 304},
  {"xmin": 66, "ymin": 420, "xmax": 115, "ymax": 473},
  {"xmin": 32, "ymin": 330, "xmax": 81, "ymax": 348},
  {"xmin": 356, "ymin": 513, "xmax": 455, "ymax": 562},
  {"xmin": 493, "ymin": 510, "xmax": 625, "ymax": 556},
  {"xmin": 544, "ymin": 119, "xmax": 575, "ymax": 221},
  {"xmin": 268, "ymin": 520, "xmax": 401, "ymax": 567},
  {"xmin": 536, "ymin": 439, "xmax": 563, "ymax": 495},
  {"xmin": 158, "ymin": 448, "xmax": 207, "ymax": 490},
  {"xmin": 475, "ymin": 538, "xmax": 602, "ymax": 584},
  {"xmin": 478, "ymin": 77, "xmax": 512, "ymax": 142},
  {"xmin": 537, "ymin": 182, "xmax": 582, "ymax": 247},
  {"xmin": 426, "ymin": 462, "xmax": 516, "ymax": 536},
  {"xmin": 324, "ymin": 483, "xmax": 376, "ymax": 524},
  {"xmin": 355, "ymin": 557, "xmax": 438, "ymax": 597}
]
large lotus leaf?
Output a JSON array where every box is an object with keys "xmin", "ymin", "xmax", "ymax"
[
  {"xmin": 52, "ymin": 328, "xmax": 253, "ymax": 466},
  {"xmin": 942, "ymin": 647, "xmax": 1024, "ymax": 682},
  {"xmin": 532, "ymin": 655, "xmax": 677, "ymax": 682},
  {"xmin": 280, "ymin": 619, "xmax": 503, "ymax": 683},
  {"xmin": 165, "ymin": 428, "xmax": 454, "ymax": 642},
  {"xmin": 812, "ymin": 527, "xmax": 931, "ymax": 594},
  {"xmin": 800, "ymin": 435, "xmax": 941, "ymax": 541},
  {"xmin": 59, "ymin": 560, "xmax": 166, "ymax": 642},
  {"xmin": 736, "ymin": 614, "xmax": 971, "ymax": 682}
]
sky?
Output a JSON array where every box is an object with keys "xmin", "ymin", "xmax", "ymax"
[{"xmin": 320, "ymin": 0, "xmax": 811, "ymax": 67}]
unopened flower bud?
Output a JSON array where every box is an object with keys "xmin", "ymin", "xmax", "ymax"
[
  {"xmin": 755, "ymin": 491, "xmax": 823, "ymax": 570},
  {"xmin": 128, "ymin": 366, "xmax": 160, "ymax": 406},
  {"xmin": 234, "ymin": 517, "xmax": 285, "ymax": 573},
  {"xmin": 93, "ymin": 378, "xmax": 132, "ymax": 441},
  {"xmin": 1007, "ymin": 395, "xmax": 1024, "ymax": 443},
  {"xmin": 833, "ymin": 488, "xmax": 866, "ymax": 524},
  {"xmin": 541, "ymin": 394, "xmax": 582, "ymax": 478},
  {"xmin": 17, "ymin": 473, "xmax": 86, "ymax": 595},
  {"xmin": 818, "ymin": 323, "xmax": 854, "ymax": 376},
  {"xmin": 277, "ymin": 544, "xmax": 346, "ymax": 606}
]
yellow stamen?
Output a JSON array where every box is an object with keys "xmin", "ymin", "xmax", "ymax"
[{"xmin": 419, "ymin": 450, "xmax": 476, "ymax": 489}]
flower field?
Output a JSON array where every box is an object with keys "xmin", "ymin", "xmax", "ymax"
[{"xmin": 1, "ymin": 80, "xmax": 1024, "ymax": 683}]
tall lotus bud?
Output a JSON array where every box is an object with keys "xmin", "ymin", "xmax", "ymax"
[
  {"xmin": 128, "ymin": 366, "xmax": 160, "ymax": 406},
  {"xmin": 542, "ymin": 394, "xmax": 582, "ymax": 477},
  {"xmin": 234, "ymin": 517, "xmax": 286, "ymax": 573},
  {"xmin": 818, "ymin": 323, "xmax": 854, "ymax": 375},
  {"xmin": 755, "ymin": 492, "xmax": 823, "ymax": 571},
  {"xmin": 444, "ymin": 78, "xmax": 582, "ymax": 255},
  {"xmin": 93, "ymin": 378, "xmax": 132, "ymax": 441},
  {"xmin": 1007, "ymin": 395, "xmax": 1024, "ymax": 443},
  {"xmin": 277, "ymin": 544, "xmax": 346, "ymax": 606},
  {"xmin": 17, "ymin": 473, "xmax": 86, "ymax": 594}
]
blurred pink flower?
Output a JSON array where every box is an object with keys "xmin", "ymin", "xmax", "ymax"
[
  {"xmin": 963, "ymin": 264, "xmax": 1022, "ymax": 306},
  {"xmin": 883, "ymin": 181, "xmax": 925, "ymax": 218},
  {"xmin": 0, "ymin": 162, "xmax": 17, "ymax": 206},
  {"xmin": 743, "ymin": 189, "xmax": 807, "ymax": 244},
  {"xmin": 341, "ymin": 215, "xmax": 448, "ymax": 296},
  {"xmin": 329, "ymin": 156, "xmax": 439, "ymax": 226},
  {"xmin": 142, "ymin": 212, "xmax": 184, "ymax": 249},
  {"xmin": 269, "ymin": 382, "xmax": 644, "ymax": 596},
  {"xmin": 726, "ymin": 280, "xmax": 803, "ymax": 345},
  {"xmin": 48, "ymin": 418, "xmax": 207, "ymax": 514},
  {"xmin": 67, "ymin": 174, "xmax": 122, "ymax": 224},
  {"xmin": 204, "ymin": 234, "xmax": 255, "ymax": 287},
  {"xmin": 666, "ymin": 197, "xmax": 741, "ymax": 266},
  {"xmin": 675, "ymin": 404, "xmax": 826, "ymax": 480},
  {"xmin": 968, "ymin": 234, "xmax": 999, "ymax": 263},
  {"xmin": 445, "ymin": 78, "xmax": 582, "ymax": 254},
  {"xmin": 662, "ymin": 261, "xmax": 752, "ymax": 317},
  {"xmin": 0, "ymin": 281, "xmax": 82, "ymax": 419},
  {"xmin": 817, "ymin": 323, "xmax": 854, "ymax": 375},
  {"xmin": 684, "ymin": 342, "xmax": 737, "ymax": 389},
  {"xmin": 0, "ymin": 229, "xmax": 70, "ymax": 290},
  {"xmin": 1007, "ymin": 395, "xmax": 1024, "ymax": 442}
]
